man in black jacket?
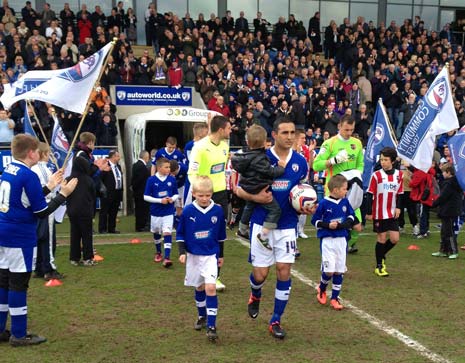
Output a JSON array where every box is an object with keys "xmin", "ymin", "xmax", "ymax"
[
  {"xmin": 131, "ymin": 150, "xmax": 150, "ymax": 232},
  {"xmin": 99, "ymin": 150, "xmax": 123, "ymax": 234}
]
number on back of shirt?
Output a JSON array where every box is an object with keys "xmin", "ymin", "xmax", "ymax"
[{"xmin": 0, "ymin": 181, "xmax": 11, "ymax": 213}]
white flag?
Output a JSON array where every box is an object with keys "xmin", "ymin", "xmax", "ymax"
[
  {"xmin": 0, "ymin": 42, "xmax": 112, "ymax": 113},
  {"xmin": 397, "ymin": 66, "xmax": 459, "ymax": 171}
]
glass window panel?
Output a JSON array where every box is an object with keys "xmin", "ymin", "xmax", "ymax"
[
  {"xmin": 45, "ymin": 1, "xmax": 72, "ymax": 15},
  {"xmin": 350, "ymin": 2, "xmax": 378, "ymax": 25},
  {"xmin": 413, "ymin": 6, "xmax": 438, "ymax": 31},
  {"xmin": 228, "ymin": 0, "xmax": 257, "ymax": 24},
  {"xmin": 440, "ymin": 0, "xmax": 464, "ymax": 6},
  {"xmin": 259, "ymin": 0, "xmax": 289, "ymax": 24},
  {"xmin": 290, "ymin": 0, "xmax": 319, "ymax": 33},
  {"xmin": 84, "ymin": 1, "xmax": 114, "ymax": 17},
  {"xmin": 119, "ymin": 1, "xmax": 134, "ymax": 10},
  {"xmin": 188, "ymin": 0, "xmax": 218, "ymax": 20},
  {"xmin": 135, "ymin": 2, "xmax": 149, "ymax": 46},
  {"xmin": 320, "ymin": 1, "xmax": 349, "ymax": 32},
  {"xmin": 8, "ymin": 0, "xmax": 35, "ymax": 15},
  {"xmin": 157, "ymin": 0, "xmax": 187, "ymax": 18},
  {"xmin": 414, "ymin": 0, "xmax": 438, "ymax": 5},
  {"xmin": 440, "ymin": 9, "xmax": 455, "ymax": 29},
  {"xmin": 387, "ymin": 4, "xmax": 412, "ymax": 29}
]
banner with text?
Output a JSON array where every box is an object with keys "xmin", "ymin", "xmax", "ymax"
[{"xmin": 115, "ymin": 85, "xmax": 192, "ymax": 106}]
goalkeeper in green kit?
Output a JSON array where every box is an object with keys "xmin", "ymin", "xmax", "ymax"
[{"xmin": 313, "ymin": 115, "xmax": 364, "ymax": 253}]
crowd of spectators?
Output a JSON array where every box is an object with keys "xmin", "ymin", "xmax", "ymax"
[{"xmin": 0, "ymin": 1, "xmax": 463, "ymax": 156}]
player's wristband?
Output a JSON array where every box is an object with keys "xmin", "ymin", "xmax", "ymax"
[
  {"xmin": 219, "ymin": 241, "xmax": 224, "ymax": 258},
  {"xmin": 316, "ymin": 221, "xmax": 330, "ymax": 229},
  {"xmin": 338, "ymin": 219, "xmax": 354, "ymax": 230},
  {"xmin": 177, "ymin": 241, "xmax": 186, "ymax": 255}
]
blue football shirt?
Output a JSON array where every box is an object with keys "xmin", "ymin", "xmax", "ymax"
[
  {"xmin": 0, "ymin": 161, "xmax": 48, "ymax": 248},
  {"xmin": 250, "ymin": 148, "xmax": 308, "ymax": 230},
  {"xmin": 176, "ymin": 200, "xmax": 226, "ymax": 256},
  {"xmin": 144, "ymin": 174, "xmax": 178, "ymax": 217}
]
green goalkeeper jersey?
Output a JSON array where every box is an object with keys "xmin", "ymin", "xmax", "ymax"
[{"xmin": 313, "ymin": 135, "xmax": 364, "ymax": 193}]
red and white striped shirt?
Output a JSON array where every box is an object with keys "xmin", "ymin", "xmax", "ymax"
[{"xmin": 368, "ymin": 169, "xmax": 403, "ymax": 220}]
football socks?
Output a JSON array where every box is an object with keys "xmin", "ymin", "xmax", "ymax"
[
  {"xmin": 206, "ymin": 295, "xmax": 218, "ymax": 328},
  {"xmin": 375, "ymin": 242, "xmax": 385, "ymax": 268},
  {"xmin": 153, "ymin": 233, "xmax": 162, "ymax": 254},
  {"xmin": 249, "ymin": 273, "xmax": 264, "ymax": 299},
  {"xmin": 163, "ymin": 235, "xmax": 172, "ymax": 259},
  {"xmin": 0, "ymin": 287, "xmax": 7, "ymax": 332},
  {"xmin": 195, "ymin": 289, "xmax": 206, "ymax": 318},
  {"xmin": 270, "ymin": 279, "xmax": 291, "ymax": 324},
  {"xmin": 331, "ymin": 274, "xmax": 343, "ymax": 301},
  {"xmin": 319, "ymin": 272, "xmax": 330, "ymax": 293},
  {"xmin": 9, "ymin": 290, "xmax": 27, "ymax": 339}
]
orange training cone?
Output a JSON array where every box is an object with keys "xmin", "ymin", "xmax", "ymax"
[
  {"xmin": 44, "ymin": 279, "xmax": 63, "ymax": 287},
  {"xmin": 93, "ymin": 254, "xmax": 104, "ymax": 262},
  {"xmin": 407, "ymin": 244, "xmax": 420, "ymax": 250},
  {"xmin": 130, "ymin": 238, "xmax": 141, "ymax": 244}
]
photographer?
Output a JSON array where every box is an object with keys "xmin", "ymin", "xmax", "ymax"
[{"xmin": 89, "ymin": 83, "xmax": 109, "ymax": 110}]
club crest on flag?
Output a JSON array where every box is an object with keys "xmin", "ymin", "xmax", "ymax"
[
  {"xmin": 54, "ymin": 127, "xmax": 69, "ymax": 152},
  {"xmin": 116, "ymin": 90, "xmax": 126, "ymax": 100},
  {"xmin": 182, "ymin": 92, "xmax": 191, "ymax": 101},
  {"xmin": 425, "ymin": 76, "xmax": 448, "ymax": 110},
  {"xmin": 373, "ymin": 125, "xmax": 385, "ymax": 144},
  {"xmin": 57, "ymin": 50, "xmax": 100, "ymax": 82}
]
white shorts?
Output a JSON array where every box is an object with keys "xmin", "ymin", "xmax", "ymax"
[
  {"xmin": 150, "ymin": 215, "xmax": 174, "ymax": 234},
  {"xmin": 175, "ymin": 186, "xmax": 185, "ymax": 208},
  {"xmin": 250, "ymin": 224, "xmax": 296, "ymax": 267},
  {"xmin": 184, "ymin": 253, "xmax": 218, "ymax": 287},
  {"xmin": 320, "ymin": 237, "xmax": 347, "ymax": 273},
  {"xmin": 0, "ymin": 246, "xmax": 37, "ymax": 273}
]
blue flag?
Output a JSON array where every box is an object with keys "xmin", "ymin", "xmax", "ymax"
[
  {"xmin": 447, "ymin": 127, "xmax": 465, "ymax": 191},
  {"xmin": 23, "ymin": 104, "xmax": 37, "ymax": 137},
  {"xmin": 362, "ymin": 99, "xmax": 397, "ymax": 189},
  {"xmin": 50, "ymin": 113, "xmax": 69, "ymax": 168}
]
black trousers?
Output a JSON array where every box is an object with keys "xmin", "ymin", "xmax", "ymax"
[
  {"xmin": 212, "ymin": 190, "xmax": 228, "ymax": 222},
  {"xmin": 99, "ymin": 190, "xmax": 123, "ymax": 233},
  {"xmin": 134, "ymin": 194, "xmax": 149, "ymax": 230},
  {"xmin": 399, "ymin": 191, "xmax": 418, "ymax": 228},
  {"xmin": 440, "ymin": 216, "xmax": 458, "ymax": 254},
  {"xmin": 70, "ymin": 216, "xmax": 94, "ymax": 261},
  {"xmin": 35, "ymin": 215, "xmax": 56, "ymax": 275},
  {"xmin": 240, "ymin": 198, "xmax": 281, "ymax": 229}
]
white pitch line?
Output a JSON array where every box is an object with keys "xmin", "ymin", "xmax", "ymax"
[{"xmin": 234, "ymin": 238, "xmax": 452, "ymax": 363}]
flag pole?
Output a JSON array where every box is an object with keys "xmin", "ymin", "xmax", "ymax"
[
  {"xmin": 378, "ymin": 98, "xmax": 398, "ymax": 145},
  {"xmin": 62, "ymin": 39, "xmax": 117, "ymax": 169},
  {"xmin": 26, "ymin": 99, "xmax": 59, "ymax": 169}
]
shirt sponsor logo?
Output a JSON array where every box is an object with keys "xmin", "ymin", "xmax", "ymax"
[
  {"xmin": 272, "ymin": 179, "xmax": 290, "ymax": 191},
  {"xmin": 211, "ymin": 163, "xmax": 225, "ymax": 174},
  {"xmin": 382, "ymin": 183, "xmax": 398, "ymax": 191},
  {"xmin": 195, "ymin": 231, "xmax": 210, "ymax": 239},
  {"xmin": 158, "ymin": 191, "xmax": 168, "ymax": 197}
]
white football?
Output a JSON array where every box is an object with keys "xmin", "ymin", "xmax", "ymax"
[{"xmin": 290, "ymin": 184, "xmax": 317, "ymax": 213}]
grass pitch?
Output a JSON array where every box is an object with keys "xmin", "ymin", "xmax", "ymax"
[{"xmin": 3, "ymin": 216, "xmax": 465, "ymax": 363}]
